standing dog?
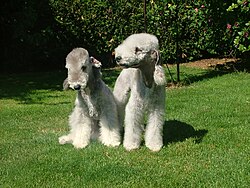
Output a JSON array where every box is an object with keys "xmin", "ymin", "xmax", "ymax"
[
  {"xmin": 59, "ymin": 48, "xmax": 121, "ymax": 149},
  {"xmin": 113, "ymin": 33, "xmax": 166, "ymax": 151}
]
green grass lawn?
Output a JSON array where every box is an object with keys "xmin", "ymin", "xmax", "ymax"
[{"xmin": 0, "ymin": 66, "xmax": 249, "ymax": 187}]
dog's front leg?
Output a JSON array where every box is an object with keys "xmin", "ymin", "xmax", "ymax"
[
  {"xmin": 58, "ymin": 107, "xmax": 78, "ymax": 145},
  {"xmin": 59, "ymin": 106, "xmax": 92, "ymax": 149},
  {"xmin": 145, "ymin": 86, "xmax": 165, "ymax": 152},
  {"xmin": 145, "ymin": 109, "xmax": 164, "ymax": 152},
  {"xmin": 99, "ymin": 106, "xmax": 121, "ymax": 147},
  {"xmin": 113, "ymin": 69, "xmax": 131, "ymax": 127},
  {"xmin": 123, "ymin": 94, "xmax": 145, "ymax": 151},
  {"xmin": 71, "ymin": 112, "xmax": 92, "ymax": 149}
]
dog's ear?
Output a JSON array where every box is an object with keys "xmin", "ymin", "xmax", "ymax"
[
  {"xmin": 151, "ymin": 50, "xmax": 161, "ymax": 65},
  {"xmin": 90, "ymin": 56, "xmax": 102, "ymax": 68},
  {"xmin": 63, "ymin": 78, "xmax": 70, "ymax": 90},
  {"xmin": 154, "ymin": 65, "xmax": 166, "ymax": 86},
  {"xmin": 90, "ymin": 56, "xmax": 102, "ymax": 79}
]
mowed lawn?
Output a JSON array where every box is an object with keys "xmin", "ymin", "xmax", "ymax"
[{"xmin": 0, "ymin": 66, "xmax": 249, "ymax": 187}]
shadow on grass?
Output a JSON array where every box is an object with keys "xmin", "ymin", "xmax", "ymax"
[
  {"xmin": 166, "ymin": 68, "xmax": 228, "ymax": 87},
  {"xmin": 163, "ymin": 120, "xmax": 208, "ymax": 145},
  {"xmin": 0, "ymin": 69, "xmax": 121, "ymax": 104},
  {"xmin": 0, "ymin": 71, "xmax": 67, "ymax": 103},
  {"xmin": 191, "ymin": 60, "xmax": 249, "ymax": 84}
]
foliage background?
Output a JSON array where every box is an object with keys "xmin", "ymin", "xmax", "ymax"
[{"xmin": 0, "ymin": 0, "xmax": 249, "ymax": 72}]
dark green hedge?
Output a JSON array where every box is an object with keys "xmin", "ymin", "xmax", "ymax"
[{"xmin": 1, "ymin": 0, "xmax": 248, "ymax": 72}]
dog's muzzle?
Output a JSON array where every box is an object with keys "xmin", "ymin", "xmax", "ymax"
[
  {"xmin": 115, "ymin": 56, "xmax": 122, "ymax": 63},
  {"xmin": 115, "ymin": 56, "xmax": 140, "ymax": 68},
  {"xmin": 118, "ymin": 62, "xmax": 140, "ymax": 68},
  {"xmin": 115, "ymin": 56, "xmax": 128, "ymax": 67},
  {"xmin": 119, "ymin": 63, "xmax": 130, "ymax": 68},
  {"xmin": 73, "ymin": 84, "xmax": 81, "ymax": 90}
]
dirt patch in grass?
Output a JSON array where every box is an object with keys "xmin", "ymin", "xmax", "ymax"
[
  {"xmin": 183, "ymin": 58, "xmax": 238, "ymax": 69},
  {"xmin": 168, "ymin": 57, "xmax": 249, "ymax": 72},
  {"xmin": 165, "ymin": 57, "xmax": 250, "ymax": 88}
]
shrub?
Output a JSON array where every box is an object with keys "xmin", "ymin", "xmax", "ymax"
[
  {"xmin": 227, "ymin": 0, "xmax": 250, "ymax": 53},
  {"xmin": 49, "ymin": 0, "xmax": 144, "ymax": 67},
  {"xmin": 147, "ymin": 0, "xmax": 235, "ymax": 62},
  {"xmin": 0, "ymin": 0, "xmax": 65, "ymax": 72},
  {"xmin": 50, "ymin": 0, "xmax": 236, "ymax": 64},
  {"xmin": 2, "ymin": 0, "xmax": 247, "ymax": 72},
  {"xmin": 50, "ymin": 0, "xmax": 236, "ymax": 62}
]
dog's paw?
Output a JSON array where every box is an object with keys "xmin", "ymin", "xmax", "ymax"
[
  {"xmin": 59, "ymin": 135, "xmax": 71, "ymax": 145},
  {"xmin": 146, "ymin": 143, "xmax": 163, "ymax": 152},
  {"xmin": 110, "ymin": 140, "xmax": 121, "ymax": 147},
  {"xmin": 102, "ymin": 140, "xmax": 121, "ymax": 147},
  {"xmin": 72, "ymin": 140, "xmax": 89, "ymax": 149},
  {"xmin": 100, "ymin": 133, "xmax": 121, "ymax": 147},
  {"xmin": 123, "ymin": 143, "xmax": 140, "ymax": 151}
]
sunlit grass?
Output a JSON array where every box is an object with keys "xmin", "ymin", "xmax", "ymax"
[{"xmin": 0, "ymin": 67, "xmax": 249, "ymax": 187}]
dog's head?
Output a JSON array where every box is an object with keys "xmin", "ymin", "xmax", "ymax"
[
  {"xmin": 114, "ymin": 33, "xmax": 160, "ymax": 68},
  {"xmin": 64, "ymin": 48, "xmax": 101, "ymax": 91},
  {"xmin": 115, "ymin": 33, "xmax": 165, "ymax": 88}
]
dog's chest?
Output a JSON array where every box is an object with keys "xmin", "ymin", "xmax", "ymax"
[
  {"xmin": 77, "ymin": 90, "xmax": 101, "ymax": 119},
  {"xmin": 134, "ymin": 82, "xmax": 155, "ymax": 107}
]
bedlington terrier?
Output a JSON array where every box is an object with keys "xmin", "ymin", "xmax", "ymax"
[
  {"xmin": 59, "ymin": 48, "xmax": 121, "ymax": 149},
  {"xmin": 113, "ymin": 33, "xmax": 166, "ymax": 152}
]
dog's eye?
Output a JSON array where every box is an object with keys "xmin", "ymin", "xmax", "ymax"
[
  {"xmin": 135, "ymin": 47, "xmax": 142, "ymax": 54},
  {"xmin": 81, "ymin": 66, "xmax": 86, "ymax": 71}
]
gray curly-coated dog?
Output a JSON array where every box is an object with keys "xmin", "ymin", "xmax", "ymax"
[
  {"xmin": 59, "ymin": 48, "xmax": 121, "ymax": 149},
  {"xmin": 114, "ymin": 33, "xmax": 166, "ymax": 152}
]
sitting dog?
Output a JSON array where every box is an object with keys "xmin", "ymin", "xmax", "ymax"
[
  {"xmin": 113, "ymin": 33, "xmax": 166, "ymax": 152},
  {"xmin": 59, "ymin": 48, "xmax": 121, "ymax": 149}
]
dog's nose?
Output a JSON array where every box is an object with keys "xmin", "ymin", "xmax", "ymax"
[
  {"xmin": 74, "ymin": 84, "xmax": 81, "ymax": 90},
  {"xmin": 115, "ymin": 56, "xmax": 122, "ymax": 63}
]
